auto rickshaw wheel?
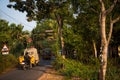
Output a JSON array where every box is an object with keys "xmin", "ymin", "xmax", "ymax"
[
  {"xmin": 30, "ymin": 63, "xmax": 32, "ymax": 68},
  {"xmin": 23, "ymin": 65, "xmax": 26, "ymax": 70}
]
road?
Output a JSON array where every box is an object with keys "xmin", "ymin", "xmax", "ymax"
[{"xmin": 0, "ymin": 59, "xmax": 53, "ymax": 80}]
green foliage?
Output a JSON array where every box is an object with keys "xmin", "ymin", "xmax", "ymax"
[
  {"xmin": 53, "ymin": 55, "xmax": 99, "ymax": 80},
  {"xmin": 7, "ymin": 1, "xmax": 120, "ymax": 79},
  {"xmin": 8, "ymin": 0, "xmax": 71, "ymax": 22},
  {"xmin": 52, "ymin": 54, "xmax": 64, "ymax": 70},
  {"xmin": 0, "ymin": 54, "xmax": 18, "ymax": 74},
  {"xmin": 105, "ymin": 58, "xmax": 120, "ymax": 80},
  {"xmin": 10, "ymin": 41, "xmax": 24, "ymax": 57},
  {"xmin": 53, "ymin": 56, "xmax": 120, "ymax": 80},
  {"xmin": 0, "ymin": 19, "xmax": 29, "ymax": 57},
  {"xmin": 62, "ymin": 59, "xmax": 99, "ymax": 80},
  {"xmin": 106, "ymin": 66, "xmax": 120, "ymax": 80},
  {"xmin": 0, "ymin": 19, "xmax": 11, "ymax": 45}
]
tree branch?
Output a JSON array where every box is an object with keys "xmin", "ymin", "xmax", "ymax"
[
  {"xmin": 99, "ymin": 0, "xmax": 105, "ymax": 12},
  {"xmin": 105, "ymin": 0, "xmax": 118, "ymax": 15},
  {"xmin": 99, "ymin": 12, "xmax": 102, "ymax": 26},
  {"xmin": 107, "ymin": 17, "xmax": 113, "ymax": 45},
  {"xmin": 112, "ymin": 16, "xmax": 120, "ymax": 23},
  {"xmin": 107, "ymin": 16, "xmax": 120, "ymax": 44},
  {"xmin": 90, "ymin": 8, "xmax": 99, "ymax": 14}
]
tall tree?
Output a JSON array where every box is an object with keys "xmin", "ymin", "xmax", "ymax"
[
  {"xmin": 71, "ymin": 0, "xmax": 120, "ymax": 80},
  {"xmin": 8, "ymin": 1, "xmax": 120, "ymax": 79},
  {"xmin": 0, "ymin": 19, "xmax": 11, "ymax": 45},
  {"xmin": 69, "ymin": 0, "xmax": 100, "ymax": 60},
  {"xmin": 99, "ymin": 0, "xmax": 120, "ymax": 80},
  {"xmin": 8, "ymin": 0, "xmax": 72, "ymax": 56}
]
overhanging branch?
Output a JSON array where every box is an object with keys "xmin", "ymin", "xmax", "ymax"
[
  {"xmin": 107, "ymin": 16, "xmax": 120, "ymax": 44},
  {"xmin": 105, "ymin": 0, "xmax": 118, "ymax": 15}
]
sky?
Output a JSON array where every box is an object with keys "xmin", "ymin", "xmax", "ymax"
[{"xmin": 0, "ymin": 0, "xmax": 36, "ymax": 31}]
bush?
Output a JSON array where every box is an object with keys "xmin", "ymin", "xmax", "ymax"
[
  {"xmin": 62, "ymin": 59, "xmax": 99, "ymax": 80},
  {"xmin": 53, "ymin": 55, "xmax": 120, "ymax": 80},
  {"xmin": 52, "ymin": 55, "xmax": 99, "ymax": 80},
  {"xmin": 105, "ymin": 58, "xmax": 120, "ymax": 80},
  {"xmin": 0, "ymin": 54, "xmax": 18, "ymax": 74},
  {"xmin": 52, "ymin": 54, "xmax": 64, "ymax": 70},
  {"xmin": 106, "ymin": 66, "xmax": 120, "ymax": 80}
]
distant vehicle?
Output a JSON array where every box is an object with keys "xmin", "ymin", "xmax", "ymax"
[{"xmin": 42, "ymin": 48, "xmax": 52, "ymax": 60}]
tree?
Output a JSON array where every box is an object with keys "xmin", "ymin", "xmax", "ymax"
[
  {"xmin": 99, "ymin": 0, "xmax": 120, "ymax": 80},
  {"xmin": 71, "ymin": 0, "xmax": 120, "ymax": 80},
  {"xmin": 31, "ymin": 19, "xmax": 57, "ymax": 50},
  {"xmin": 68, "ymin": 0, "xmax": 101, "ymax": 60},
  {"xmin": 0, "ymin": 19, "xmax": 11, "ymax": 46},
  {"xmin": 8, "ymin": 0, "xmax": 72, "ymax": 56},
  {"xmin": 8, "ymin": 0, "xmax": 120, "ymax": 79}
]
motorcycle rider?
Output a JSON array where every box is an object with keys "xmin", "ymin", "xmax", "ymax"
[
  {"xmin": 24, "ymin": 52, "xmax": 30, "ymax": 65},
  {"xmin": 24, "ymin": 43, "xmax": 39, "ymax": 65}
]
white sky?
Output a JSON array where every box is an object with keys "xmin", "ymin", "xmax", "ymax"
[{"xmin": 0, "ymin": 0, "xmax": 36, "ymax": 31}]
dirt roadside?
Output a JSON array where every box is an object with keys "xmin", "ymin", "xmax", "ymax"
[{"xmin": 38, "ymin": 67, "xmax": 65, "ymax": 80}]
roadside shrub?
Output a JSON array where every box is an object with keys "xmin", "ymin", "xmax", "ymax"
[
  {"xmin": 53, "ymin": 55, "xmax": 99, "ymax": 80},
  {"xmin": 53, "ymin": 55, "xmax": 120, "ymax": 80},
  {"xmin": 52, "ymin": 54, "xmax": 64, "ymax": 70},
  {"xmin": 106, "ymin": 66, "xmax": 120, "ymax": 80},
  {"xmin": 0, "ymin": 54, "xmax": 18, "ymax": 74},
  {"xmin": 61, "ymin": 59, "xmax": 99, "ymax": 80},
  {"xmin": 105, "ymin": 58, "xmax": 120, "ymax": 80}
]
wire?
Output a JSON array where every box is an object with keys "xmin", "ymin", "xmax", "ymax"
[{"xmin": 0, "ymin": 8, "xmax": 35, "ymax": 29}]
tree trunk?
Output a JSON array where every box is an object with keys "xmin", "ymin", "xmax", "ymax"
[
  {"xmin": 99, "ymin": 44, "xmax": 108, "ymax": 80},
  {"xmin": 55, "ymin": 13, "xmax": 65, "ymax": 56},
  {"xmin": 99, "ymin": 3, "xmax": 108, "ymax": 80},
  {"xmin": 99, "ymin": 22, "xmax": 108, "ymax": 80},
  {"xmin": 99, "ymin": 0, "xmax": 119, "ymax": 80},
  {"xmin": 92, "ymin": 40, "xmax": 97, "ymax": 58}
]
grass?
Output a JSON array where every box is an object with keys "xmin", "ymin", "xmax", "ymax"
[{"xmin": 52, "ymin": 55, "xmax": 120, "ymax": 80}]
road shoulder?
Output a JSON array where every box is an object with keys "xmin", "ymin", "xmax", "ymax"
[{"xmin": 38, "ymin": 67, "xmax": 64, "ymax": 80}]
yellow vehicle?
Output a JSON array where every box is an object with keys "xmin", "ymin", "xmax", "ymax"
[
  {"xmin": 18, "ymin": 52, "xmax": 36, "ymax": 70},
  {"xmin": 24, "ymin": 47, "xmax": 39, "ymax": 64},
  {"xmin": 19, "ymin": 42, "xmax": 39, "ymax": 70}
]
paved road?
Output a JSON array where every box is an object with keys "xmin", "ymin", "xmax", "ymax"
[{"xmin": 0, "ymin": 59, "xmax": 53, "ymax": 80}]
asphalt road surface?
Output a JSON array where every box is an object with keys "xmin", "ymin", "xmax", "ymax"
[{"xmin": 0, "ymin": 58, "xmax": 53, "ymax": 80}]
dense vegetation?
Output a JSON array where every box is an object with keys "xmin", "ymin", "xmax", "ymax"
[
  {"xmin": 0, "ymin": 19, "xmax": 30, "ymax": 57},
  {"xmin": 0, "ymin": 19, "xmax": 30, "ymax": 73},
  {"xmin": 0, "ymin": 0, "xmax": 120, "ymax": 80},
  {"xmin": 0, "ymin": 54, "xmax": 17, "ymax": 74},
  {"xmin": 53, "ymin": 54, "xmax": 120, "ymax": 80}
]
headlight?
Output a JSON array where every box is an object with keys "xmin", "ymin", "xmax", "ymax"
[{"xmin": 21, "ymin": 62, "xmax": 25, "ymax": 64}]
